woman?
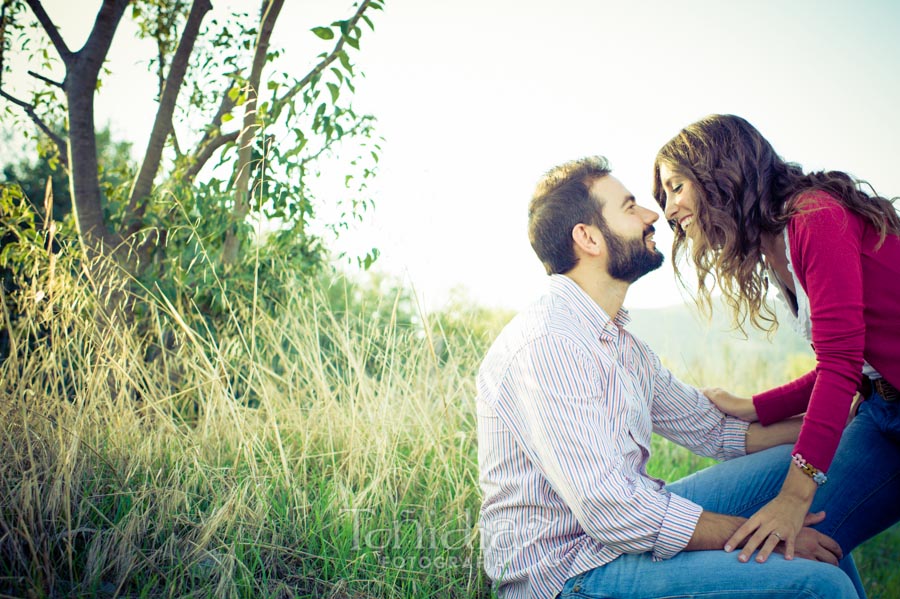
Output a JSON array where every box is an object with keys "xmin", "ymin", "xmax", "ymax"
[{"xmin": 652, "ymin": 114, "xmax": 900, "ymax": 565}]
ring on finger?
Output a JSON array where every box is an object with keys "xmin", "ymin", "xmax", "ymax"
[{"xmin": 770, "ymin": 532, "xmax": 783, "ymax": 541}]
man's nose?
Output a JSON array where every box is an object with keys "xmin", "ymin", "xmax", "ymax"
[{"xmin": 641, "ymin": 206, "xmax": 660, "ymax": 224}]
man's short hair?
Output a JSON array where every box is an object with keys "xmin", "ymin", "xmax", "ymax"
[{"xmin": 528, "ymin": 156, "xmax": 612, "ymax": 275}]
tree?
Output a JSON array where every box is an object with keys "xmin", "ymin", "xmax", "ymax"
[
  {"xmin": 0, "ymin": 0, "xmax": 383, "ymax": 307},
  {"xmin": 1, "ymin": 125, "xmax": 134, "ymax": 222}
]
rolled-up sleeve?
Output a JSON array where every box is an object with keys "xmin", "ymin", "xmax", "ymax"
[{"xmin": 654, "ymin": 493, "xmax": 703, "ymax": 559}]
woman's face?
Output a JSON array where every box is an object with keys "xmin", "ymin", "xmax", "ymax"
[{"xmin": 658, "ymin": 162, "xmax": 703, "ymax": 242}]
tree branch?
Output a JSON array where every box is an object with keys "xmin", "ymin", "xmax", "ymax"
[
  {"xmin": 220, "ymin": 0, "xmax": 285, "ymax": 265},
  {"xmin": 28, "ymin": 69, "xmax": 64, "ymax": 88},
  {"xmin": 75, "ymin": 0, "xmax": 131, "ymax": 79},
  {"xmin": 23, "ymin": 0, "xmax": 72, "ymax": 64},
  {"xmin": 274, "ymin": 0, "xmax": 373, "ymax": 108},
  {"xmin": 299, "ymin": 118, "xmax": 370, "ymax": 169},
  {"xmin": 183, "ymin": 73, "xmax": 241, "ymax": 182},
  {"xmin": 0, "ymin": 87, "xmax": 68, "ymax": 168},
  {"xmin": 126, "ymin": 0, "xmax": 213, "ymax": 228},
  {"xmin": 183, "ymin": 130, "xmax": 238, "ymax": 182},
  {"xmin": 171, "ymin": 128, "xmax": 183, "ymax": 158},
  {"xmin": 151, "ymin": 2, "xmax": 178, "ymax": 99},
  {"xmin": 1, "ymin": 1, "xmax": 11, "ymax": 89},
  {"xmin": 232, "ymin": 0, "xmax": 284, "ymax": 203},
  {"xmin": 155, "ymin": 35, "xmax": 166, "ymax": 100},
  {"xmin": 191, "ymin": 80, "xmax": 237, "ymax": 156},
  {"xmin": 222, "ymin": 0, "xmax": 284, "ymax": 264}
]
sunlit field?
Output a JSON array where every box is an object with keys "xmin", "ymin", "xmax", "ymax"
[{"xmin": 1, "ymin": 265, "xmax": 896, "ymax": 598}]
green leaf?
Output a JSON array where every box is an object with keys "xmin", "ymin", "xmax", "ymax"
[
  {"xmin": 311, "ymin": 26, "xmax": 334, "ymax": 40},
  {"xmin": 327, "ymin": 82, "xmax": 340, "ymax": 104},
  {"xmin": 338, "ymin": 51, "xmax": 353, "ymax": 74},
  {"xmin": 222, "ymin": 113, "xmax": 234, "ymax": 122},
  {"xmin": 363, "ymin": 248, "xmax": 380, "ymax": 270}
]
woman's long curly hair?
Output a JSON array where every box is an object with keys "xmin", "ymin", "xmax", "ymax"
[{"xmin": 652, "ymin": 114, "xmax": 900, "ymax": 334}]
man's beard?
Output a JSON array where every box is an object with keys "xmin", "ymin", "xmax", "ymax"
[{"xmin": 600, "ymin": 224, "xmax": 665, "ymax": 283}]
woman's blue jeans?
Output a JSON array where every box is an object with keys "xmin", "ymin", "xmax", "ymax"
[
  {"xmin": 811, "ymin": 392, "xmax": 900, "ymax": 551},
  {"xmin": 558, "ymin": 391, "xmax": 900, "ymax": 599}
]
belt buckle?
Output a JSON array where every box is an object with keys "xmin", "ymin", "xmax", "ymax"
[{"xmin": 873, "ymin": 378, "xmax": 899, "ymax": 402}]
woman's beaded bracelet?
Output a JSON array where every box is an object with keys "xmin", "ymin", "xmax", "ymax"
[{"xmin": 791, "ymin": 453, "xmax": 828, "ymax": 486}]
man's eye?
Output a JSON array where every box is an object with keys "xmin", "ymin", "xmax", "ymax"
[{"xmin": 673, "ymin": 184, "xmax": 683, "ymax": 193}]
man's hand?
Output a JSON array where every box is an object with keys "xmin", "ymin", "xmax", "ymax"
[
  {"xmin": 702, "ymin": 387, "xmax": 758, "ymax": 421},
  {"xmin": 785, "ymin": 519, "xmax": 844, "ymax": 565},
  {"xmin": 847, "ymin": 392, "xmax": 863, "ymax": 426},
  {"xmin": 686, "ymin": 508, "xmax": 842, "ymax": 566}
]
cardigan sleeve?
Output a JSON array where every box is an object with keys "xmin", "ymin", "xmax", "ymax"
[
  {"xmin": 782, "ymin": 193, "xmax": 866, "ymax": 471},
  {"xmin": 753, "ymin": 369, "xmax": 816, "ymax": 425}
]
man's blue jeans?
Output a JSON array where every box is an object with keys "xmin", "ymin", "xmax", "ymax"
[{"xmin": 558, "ymin": 391, "xmax": 900, "ymax": 599}]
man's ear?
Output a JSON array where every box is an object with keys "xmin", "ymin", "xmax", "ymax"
[{"xmin": 572, "ymin": 223, "xmax": 604, "ymax": 257}]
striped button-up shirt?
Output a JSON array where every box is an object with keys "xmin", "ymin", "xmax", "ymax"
[{"xmin": 477, "ymin": 275, "xmax": 748, "ymax": 599}]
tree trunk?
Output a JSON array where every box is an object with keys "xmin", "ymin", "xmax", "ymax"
[
  {"xmin": 126, "ymin": 0, "xmax": 212, "ymax": 234},
  {"xmin": 66, "ymin": 72, "xmax": 120, "ymax": 258},
  {"xmin": 221, "ymin": 0, "xmax": 285, "ymax": 266},
  {"xmin": 64, "ymin": 0, "xmax": 130, "ymax": 261}
]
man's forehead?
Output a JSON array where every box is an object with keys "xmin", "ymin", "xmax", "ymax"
[{"xmin": 590, "ymin": 175, "xmax": 634, "ymax": 206}]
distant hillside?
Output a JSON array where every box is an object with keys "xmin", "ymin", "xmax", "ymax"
[{"xmin": 626, "ymin": 301, "xmax": 815, "ymax": 396}]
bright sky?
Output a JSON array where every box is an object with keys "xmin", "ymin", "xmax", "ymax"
[{"xmin": 7, "ymin": 1, "xmax": 900, "ymax": 311}]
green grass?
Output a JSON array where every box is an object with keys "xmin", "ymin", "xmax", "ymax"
[
  {"xmin": 856, "ymin": 524, "xmax": 900, "ymax": 598},
  {"xmin": 0, "ymin": 270, "xmax": 896, "ymax": 598}
]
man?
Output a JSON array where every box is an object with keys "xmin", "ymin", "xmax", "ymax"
[{"xmin": 476, "ymin": 157, "xmax": 859, "ymax": 599}]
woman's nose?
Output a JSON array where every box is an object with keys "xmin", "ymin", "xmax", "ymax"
[{"xmin": 664, "ymin": 195, "xmax": 678, "ymax": 219}]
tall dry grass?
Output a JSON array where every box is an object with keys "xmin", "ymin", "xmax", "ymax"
[{"xmin": 0, "ymin": 263, "xmax": 489, "ymax": 598}]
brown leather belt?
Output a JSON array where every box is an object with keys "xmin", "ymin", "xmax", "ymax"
[{"xmin": 859, "ymin": 376, "xmax": 899, "ymax": 402}]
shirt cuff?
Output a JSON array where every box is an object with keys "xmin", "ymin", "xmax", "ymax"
[
  {"xmin": 721, "ymin": 417, "xmax": 750, "ymax": 459},
  {"xmin": 652, "ymin": 493, "xmax": 702, "ymax": 560}
]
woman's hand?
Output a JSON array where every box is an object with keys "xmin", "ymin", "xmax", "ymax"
[
  {"xmin": 724, "ymin": 466, "xmax": 819, "ymax": 563},
  {"xmin": 702, "ymin": 387, "xmax": 758, "ymax": 422}
]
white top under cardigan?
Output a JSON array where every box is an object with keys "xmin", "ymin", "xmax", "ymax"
[{"xmin": 768, "ymin": 228, "xmax": 881, "ymax": 380}]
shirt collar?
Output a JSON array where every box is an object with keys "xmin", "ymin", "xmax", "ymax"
[{"xmin": 549, "ymin": 274, "xmax": 631, "ymax": 340}]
